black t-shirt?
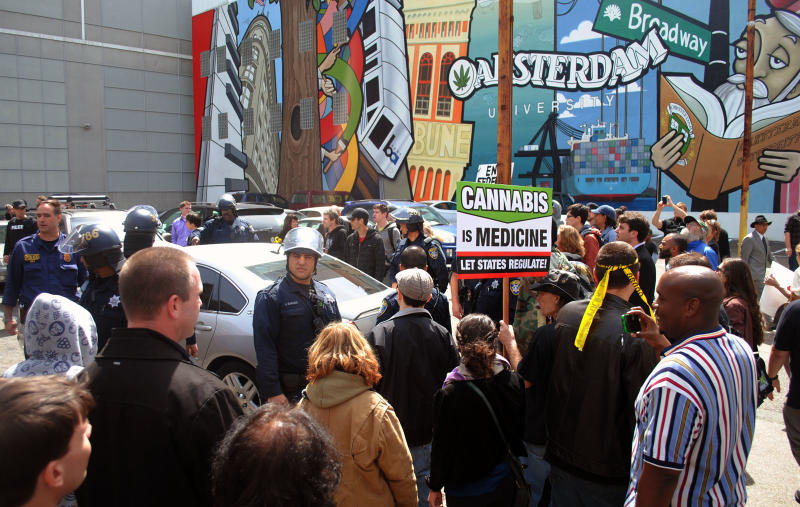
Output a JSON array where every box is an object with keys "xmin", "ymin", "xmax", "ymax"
[
  {"xmin": 517, "ymin": 323, "xmax": 556, "ymax": 445},
  {"xmin": 774, "ymin": 300, "xmax": 800, "ymax": 408}
]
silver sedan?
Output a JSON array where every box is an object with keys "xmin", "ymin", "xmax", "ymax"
[{"xmin": 184, "ymin": 243, "xmax": 392, "ymax": 412}]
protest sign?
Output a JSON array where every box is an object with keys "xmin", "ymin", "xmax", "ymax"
[{"xmin": 456, "ymin": 181, "xmax": 552, "ymax": 278}]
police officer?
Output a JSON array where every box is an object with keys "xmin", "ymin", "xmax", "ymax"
[
  {"xmin": 253, "ymin": 227, "xmax": 340, "ymax": 404},
  {"xmin": 376, "ymin": 245, "xmax": 451, "ymax": 334},
  {"xmin": 195, "ymin": 194, "xmax": 257, "ymax": 245},
  {"xmin": 3, "ymin": 199, "xmax": 37, "ymax": 265},
  {"xmin": 120, "ymin": 205, "xmax": 199, "ymax": 355},
  {"xmin": 60, "ymin": 223, "xmax": 126, "ymax": 351},
  {"xmin": 3, "ymin": 199, "xmax": 88, "ymax": 340},
  {"xmin": 388, "ymin": 208, "xmax": 448, "ymax": 292},
  {"xmin": 122, "ymin": 205, "xmax": 160, "ymax": 258},
  {"xmin": 450, "ymin": 268, "xmax": 520, "ymax": 324}
]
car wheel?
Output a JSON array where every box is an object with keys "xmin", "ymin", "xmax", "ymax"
[{"xmin": 215, "ymin": 360, "xmax": 262, "ymax": 413}]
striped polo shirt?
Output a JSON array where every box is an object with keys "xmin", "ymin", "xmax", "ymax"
[{"xmin": 625, "ymin": 328, "xmax": 757, "ymax": 506}]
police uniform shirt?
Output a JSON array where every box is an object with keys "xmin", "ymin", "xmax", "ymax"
[
  {"xmin": 376, "ymin": 287, "xmax": 452, "ymax": 335},
  {"xmin": 388, "ymin": 235, "xmax": 448, "ymax": 291},
  {"xmin": 2, "ymin": 233, "xmax": 88, "ymax": 307},
  {"xmin": 80, "ymin": 274, "xmax": 126, "ymax": 351},
  {"xmin": 453, "ymin": 261, "xmax": 520, "ymax": 323},
  {"xmin": 252, "ymin": 275, "xmax": 340, "ymax": 399},
  {"xmin": 198, "ymin": 217, "xmax": 258, "ymax": 244},
  {"xmin": 3, "ymin": 216, "xmax": 37, "ymax": 257}
]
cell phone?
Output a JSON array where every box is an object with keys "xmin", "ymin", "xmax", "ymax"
[
  {"xmin": 621, "ymin": 313, "xmax": 641, "ymax": 334},
  {"xmin": 661, "ymin": 196, "xmax": 668, "ymax": 205}
]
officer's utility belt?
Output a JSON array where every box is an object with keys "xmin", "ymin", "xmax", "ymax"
[{"xmin": 279, "ymin": 373, "xmax": 306, "ymax": 397}]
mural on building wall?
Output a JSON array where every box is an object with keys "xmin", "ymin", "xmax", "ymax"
[{"xmin": 191, "ymin": 0, "xmax": 800, "ymax": 212}]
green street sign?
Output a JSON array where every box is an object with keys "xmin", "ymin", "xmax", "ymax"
[{"xmin": 593, "ymin": 0, "xmax": 711, "ymax": 63}]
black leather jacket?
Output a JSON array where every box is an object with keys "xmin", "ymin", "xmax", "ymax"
[{"xmin": 545, "ymin": 294, "xmax": 660, "ymax": 483}]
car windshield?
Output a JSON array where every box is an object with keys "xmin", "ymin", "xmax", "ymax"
[{"xmin": 246, "ymin": 257, "xmax": 386, "ymax": 298}]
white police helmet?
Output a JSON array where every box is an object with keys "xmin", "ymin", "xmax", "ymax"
[{"xmin": 283, "ymin": 227, "xmax": 324, "ymax": 257}]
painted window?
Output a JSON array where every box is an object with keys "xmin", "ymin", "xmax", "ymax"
[
  {"xmin": 436, "ymin": 52, "xmax": 455, "ymax": 118},
  {"xmin": 414, "ymin": 53, "xmax": 433, "ymax": 116}
]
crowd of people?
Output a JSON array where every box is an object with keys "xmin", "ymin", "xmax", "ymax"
[{"xmin": 1, "ymin": 194, "xmax": 799, "ymax": 506}]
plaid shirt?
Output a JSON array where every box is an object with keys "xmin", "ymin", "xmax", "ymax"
[{"xmin": 786, "ymin": 213, "xmax": 800, "ymax": 249}]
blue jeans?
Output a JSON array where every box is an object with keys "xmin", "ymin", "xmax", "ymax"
[
  {"xmin": 549, "ymin": 464, "xmax": 626, "ymax": 507},
  {"xmin": 522, "ymin": 442, "xmax": 550, "ymax": 506},
  {"xmin": 410, "ymin": 443, "xmax": 431, "ymax": 507}
]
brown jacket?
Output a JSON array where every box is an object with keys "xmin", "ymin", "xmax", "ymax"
[{"xmin": 300, "ymin": 370, "xmax": 418, "ymax": 506}]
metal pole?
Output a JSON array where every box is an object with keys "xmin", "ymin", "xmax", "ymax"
[
  {"xmin": 739, "ymin": 0, "xmax": 756, "ymax": 255},
  {"xmin": 498, "ymin": 0, "xmax": 513, "ymax": 324}
]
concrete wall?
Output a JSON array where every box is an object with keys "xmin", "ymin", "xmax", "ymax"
[{"xmin": 0, "ymin": 0, "xmax": 196, "ymax": 211}]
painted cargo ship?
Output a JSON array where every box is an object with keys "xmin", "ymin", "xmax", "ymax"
[{"xmin": 562, "ymin": 122, "xmax": 651, "ymax": 201}]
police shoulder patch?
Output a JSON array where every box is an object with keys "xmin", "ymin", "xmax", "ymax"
[
  {"xmin": 510, "ymin": 279, "xmax": 521, "ymax": 296},
  {"xmin": 378, "ymin": 300, "xmax": 388, "ymax": 316},
  {"xmin": 428, "ymin": 246, "xmax": 439, "ymax": 260}
]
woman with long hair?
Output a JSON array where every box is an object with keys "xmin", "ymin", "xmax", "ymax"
[
  {"xmin": 719, "ymin": 258, "xmax": 764, "ymax": 350},
  {"xmin": 554, "ymin": 225, "xmax": 594, "ymax": 292},
  {"xmin": 705, "ymin": 219, "xmax": 722, "ymax": 260},
  {"xmin": 428, "ymin": 314, "xmax": 525, "ymax": 507},
  {"xmin": 274, "ymin": 213, "xmax": 299, "ymax": 243},
  {"xmin": 556, "ymin": 224, "xmax": 585, "ymax": 260},
  {"xmin": 299, "ymin": 322, "xmax": 418, "ymax": 506}
]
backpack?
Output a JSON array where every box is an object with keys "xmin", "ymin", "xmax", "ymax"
[{"xmin": 386, "ymin": 222, "xmax": 400, "ymax": 251}]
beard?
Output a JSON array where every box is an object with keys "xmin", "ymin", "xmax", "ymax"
[
  {"xmin": 680, "ymin": 227, "xmax": 703, "ymax": 243},
  {"xmin": 658, "ymin": 248, "xmax": 671, "ymax": 260},
  {"xmin": 714, "ymin": 75, "xmax": 771, "ymax": 121}
]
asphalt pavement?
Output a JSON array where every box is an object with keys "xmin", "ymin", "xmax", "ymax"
[{"xmin": 0, "ymin": 263, "xmax": 798, "ymax": 504}]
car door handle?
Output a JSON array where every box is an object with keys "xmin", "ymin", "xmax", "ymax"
[{"xmin": 194, "ymin": 324, "xmax": 213, "ymax": 331}]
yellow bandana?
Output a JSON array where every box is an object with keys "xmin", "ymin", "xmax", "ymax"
[{"xmin": 574, "ymin": 260, "xmax": 657, "ymax": 351}]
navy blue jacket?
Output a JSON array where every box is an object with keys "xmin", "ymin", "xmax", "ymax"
[
  {"xmin": 3, "ymin": 233, "xmax": 87, "ymax": 307},
  {"xmin": 198, "ymin": 217, "xmax": 258, "ymax": 244},
  {"xmin": 3, "ymin": 217, "xmax": 37, "ymax": 256},
  {"xmin": 388, "ymin": 234, "xmax": 448, "ymax": 292},
  {"xmin": 253, "ymin": 275, "xmax": 340, "ymax": 399},
  {"xmin": 376, "ymin": 288, "xmax": 451, "ymax": 335},
  {"xmin": 80, "ymin": 274, "xmax": 126, "ymax": 352},
  {"xmin": 458, "ymin": 277, "xmax": 520, "ymax": 324}
]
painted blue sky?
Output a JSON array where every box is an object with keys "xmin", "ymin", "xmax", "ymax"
[{"xmin": 235, "ymin": 0, "xmax": 283, "ymax": 107}]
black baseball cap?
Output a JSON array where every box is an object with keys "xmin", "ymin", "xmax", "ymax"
[
  {"xmin": 12, "ymin": 199, "xmax": 26, "ymax": 209},
  {"xmin": 350, "ymin": 208, "xmax": 370, "ymax": 223},
  {"xmin": 530, "ymin": 270, "xmax": 582, "ymax": 303}
]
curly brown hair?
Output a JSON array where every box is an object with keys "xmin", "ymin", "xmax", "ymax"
[
  {"xmin": 306, "ymin": 322, "xmax": 382, "ymax": 386},
  {"xmin": 455, "ymin": 314, "xmax": 498, "ymax": 379}
]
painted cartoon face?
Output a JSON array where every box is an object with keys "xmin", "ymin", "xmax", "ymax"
[{"xmin": 733, "ymin": 16, "xmax": 800, "ymax": 102}]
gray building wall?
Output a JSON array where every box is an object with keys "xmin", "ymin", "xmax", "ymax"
[{"xmin": 0, "ymin": 0, "xmax": 196, "ymax": 211}]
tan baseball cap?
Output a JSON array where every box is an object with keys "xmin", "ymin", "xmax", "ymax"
[{"xmin": 396, "ymin": 268, "xmax": 434, "ymax": 301}]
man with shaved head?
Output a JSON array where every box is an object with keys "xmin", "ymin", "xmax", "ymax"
[{"xmin": 625, "ymin": 266, "xmax": 757, "ymax": 505}]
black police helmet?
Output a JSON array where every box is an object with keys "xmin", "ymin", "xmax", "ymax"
[
  {"xmin": 59, "ymin": 223, "xmax": 125, "ymax": 272},
  {"xmin": 124, "ymin": 207, "xmax": 159, "ymax": 233},
  {"xmin": 217, "ymin": 194, "xmax": 237, "ymax": 212}
]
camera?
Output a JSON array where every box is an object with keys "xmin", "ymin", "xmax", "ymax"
[
  {"xmin": 661, "ymin": 196, "xmax": 668, "ymax": 205},
  {"xmin": 621, "ymin": 313, "xmax": 641, "ymax": 334}
]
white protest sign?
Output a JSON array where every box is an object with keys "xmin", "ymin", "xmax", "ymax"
[{"xmin": 456, "ymin": 181, "xmax": 552, "ymax": 278}]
